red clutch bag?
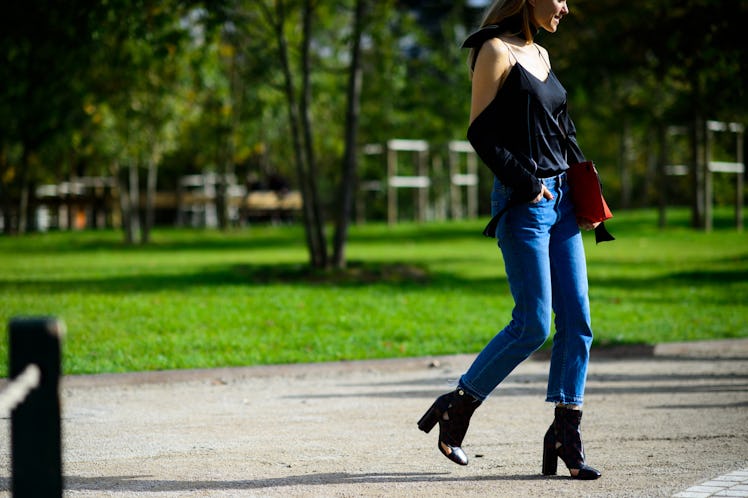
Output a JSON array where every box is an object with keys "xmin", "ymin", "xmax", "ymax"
[
  {"xmin": 567, "ymin": 161, "xmax": 614, "ymax": 243},
  {"xmin": 567, "ymin": 161, "xmax": 613, "ymax": 223}
]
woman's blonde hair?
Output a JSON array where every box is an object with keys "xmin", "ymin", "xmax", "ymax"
[
  {"xmin": 468, "ymin": 0, "xmax": 534, "ymax": 72},
  {"xmin": 479, "ymin": 0, "xmax": 533, "ymax": 37}
]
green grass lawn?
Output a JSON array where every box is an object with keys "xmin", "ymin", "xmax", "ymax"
[{"xmin": 1, "ymin": 208, "xmax": 746, "ymax": 375}]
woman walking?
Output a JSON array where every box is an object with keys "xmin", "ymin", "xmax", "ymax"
[{"xmin": 418, "ymin": 0, "xmax": 601, "ymax": 480}]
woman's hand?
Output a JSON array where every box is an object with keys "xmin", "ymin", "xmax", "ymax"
[
  {"xmin": 577, "ymin": 218, "xmax": 601, "ymax": 231},
  {"xmin": 532, "ymin": 185, "xmax": 554, "ymax": 203}
]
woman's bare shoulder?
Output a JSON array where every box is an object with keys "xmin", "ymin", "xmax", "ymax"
[
  {"xmin": 474, "ymin": 37, "xmax": 512, "ymax": 74},
  {"xmin": 470, "ymin": 37, "xmax": 514, "ymax": 123},
  {"xmin": 479, "ymin": 37, "xmax": 510, "ymax": 59}
]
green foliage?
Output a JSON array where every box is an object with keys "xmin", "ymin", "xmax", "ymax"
[
  {"xmin": 0, "ymin": 208, "xmax": 746, "ymax": 375},
  {"xmin": 542, "ymin": 0, "xmax": 748, "ymax": 207},
  {"xmin": 87, "ymin": 0, "xmax": 195, "ymax": 164},
  {"xmin": 0, "ymin": 0, "xmax": 100, "ymax": 199},
  {"xmin": 1, "ymin": 1, "xmax": 745, "ymax": 237}
]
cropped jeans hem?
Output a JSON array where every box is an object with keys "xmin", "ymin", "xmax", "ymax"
[{"xmin": 545, "ymin": 392, "xmax": 585, "ymax": 405}]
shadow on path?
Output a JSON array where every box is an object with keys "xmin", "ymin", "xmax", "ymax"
[{"xmin": 1, "ymin": 472, "xmax": 550, "ymax": 493}]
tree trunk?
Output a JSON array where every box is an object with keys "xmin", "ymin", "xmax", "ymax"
[
  {"xmin": 215, "ymin": 115, "xmax": 231, "ymax": 231},
  {"xmin": 142, "ymin": 158, "xmax": 158, "ymax": 244},
  {"xmin": 656, "ymin": 122, "xmax": 668, "ymax": 228},
  {"xmin": 215, "ymin": 171, "xmax": 229, "ymax": 230},
  {"xmin": 270, "ymin": 0, "xmax": 324, "ymax": 268},
  {"xmin": 113, "ymin": 163, "xmax": 129, "ymax": 241},
  {"xmin": 333, "ymin": 0, "xmax": 367, "ymax": 269},
  {"xmin": 689, "ymin": 64, "xmax": 708, "ymax": 230},
  {"xmin": 215, "ymin": 149, "xmax": 229, "ymax": 231},
  {"xmin": 123, "ymin": 160, "xmax": 140, "ymax": 244},
  {"xmin": 300, "ymin": 0, "xmax": 327, "ymax": 268},
  {"xmin": 690, "ymin": 112, "xmax": 706, "ymax": 229},
  {"xmin": 0, "ymin": 173, "xmax": 12, "ymax": 234},
  {"xmin": 18, "ymin": 148, "xmax": 30, "ymax": 234},
  {"xmin": 619, "ymin": 118, "xmax": 632, "ymax": 209}
]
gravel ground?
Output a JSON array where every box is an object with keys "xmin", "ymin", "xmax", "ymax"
[{"xmin": 1, "ymin": 339, "xmax": 747, "ymax": 497}]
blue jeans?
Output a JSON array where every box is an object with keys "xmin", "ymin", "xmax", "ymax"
[{"xmin": 459, "ymin": 174, "xmax": 593, "ymax": 405}]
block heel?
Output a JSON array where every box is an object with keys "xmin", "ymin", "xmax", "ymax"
[
  {"xmin": 542, "ymin": 426, "xmax": 558, "ymax": 475},
  {"xmin": 417, "ymin": 402, "xmax": 439, "ymax": 433},
  {"xmin": 416, "ymin": 388, "xmax": 482, "ymax": 466}
]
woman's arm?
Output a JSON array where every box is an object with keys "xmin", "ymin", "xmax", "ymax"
[
  {"xmin": 470, "ymin": 38, "xmax": 512, "ymax": 124},
  {"xmin": 467, "ymin": 38, "xmax": 550, "ymax": 204}
]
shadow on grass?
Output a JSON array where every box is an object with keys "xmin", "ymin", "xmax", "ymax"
[
  {"xmin": 0, "ymin": 260, "xmax": 505, "ymax": 296},
  {"xmin": 0, "ymin": 208, "xmax": 743, "ymax": 257},
  {"xmin": 591, "ymin": 267, "xmax": 748, "ymax": 287},
  {"xmin": 1, "ymin": 256, "xmax": 746, "ymax": 307},
  {"xmin": 0, "ymin": 222, "xmax": 486, "ymax": 254},
  {"xmin": 0, "ymin": 228, "xmax": 305, "ymax": 254}
]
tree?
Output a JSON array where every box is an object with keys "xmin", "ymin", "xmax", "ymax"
[
  {"xmin": 5, "ymin": 0, "xmax": 744, "ymax": 241},
  {"xmin": 332, "ymin": 0, "xmax": 368, "ymax": 268},
  {"xmin": 253, "ymin": 0, "xmax": 326, "ymax": 267},
  {"xmin": 87, "ymin": 0, "xmax": 196, "ymax": 243},
  {"xmin": 545, "ymin": 0, "xmax": 748, "ymax": 227},
  {"xmin": 0, "ymin": 0, "xmax": 100, "ymax": 233},
  {"xmin": 250, "ymin": 0, "xmax": 384, "ymax": 269}
]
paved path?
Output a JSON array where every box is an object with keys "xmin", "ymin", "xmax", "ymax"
[
  {"xmin": 674, "ymin": 469, "xmax": 748, "ymax": 497},
  {"xmin": 1, "ymin": 339, "xmax": 747, "ymax": 497}
]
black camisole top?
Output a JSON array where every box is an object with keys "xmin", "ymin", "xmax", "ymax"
[
  {"xmin": 463, "ymin": 24, "xmax": 586, "ymax": 203},
  {"xmin": 480, "ymin": 57, "xmax": 568, "ymax": 177}
]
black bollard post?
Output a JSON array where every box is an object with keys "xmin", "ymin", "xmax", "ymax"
[{"xmin": 9, "ymin": 317, "xmax": 64, "ymax": 498}]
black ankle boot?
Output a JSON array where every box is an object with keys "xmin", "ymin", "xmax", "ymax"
[
  {"xmin": 542, "ymin": 406, "xmax": 601, "ymax": 480},
  {"xmin": 417, "ymin": 388, "xmax": 482, "ymax": 465}
]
